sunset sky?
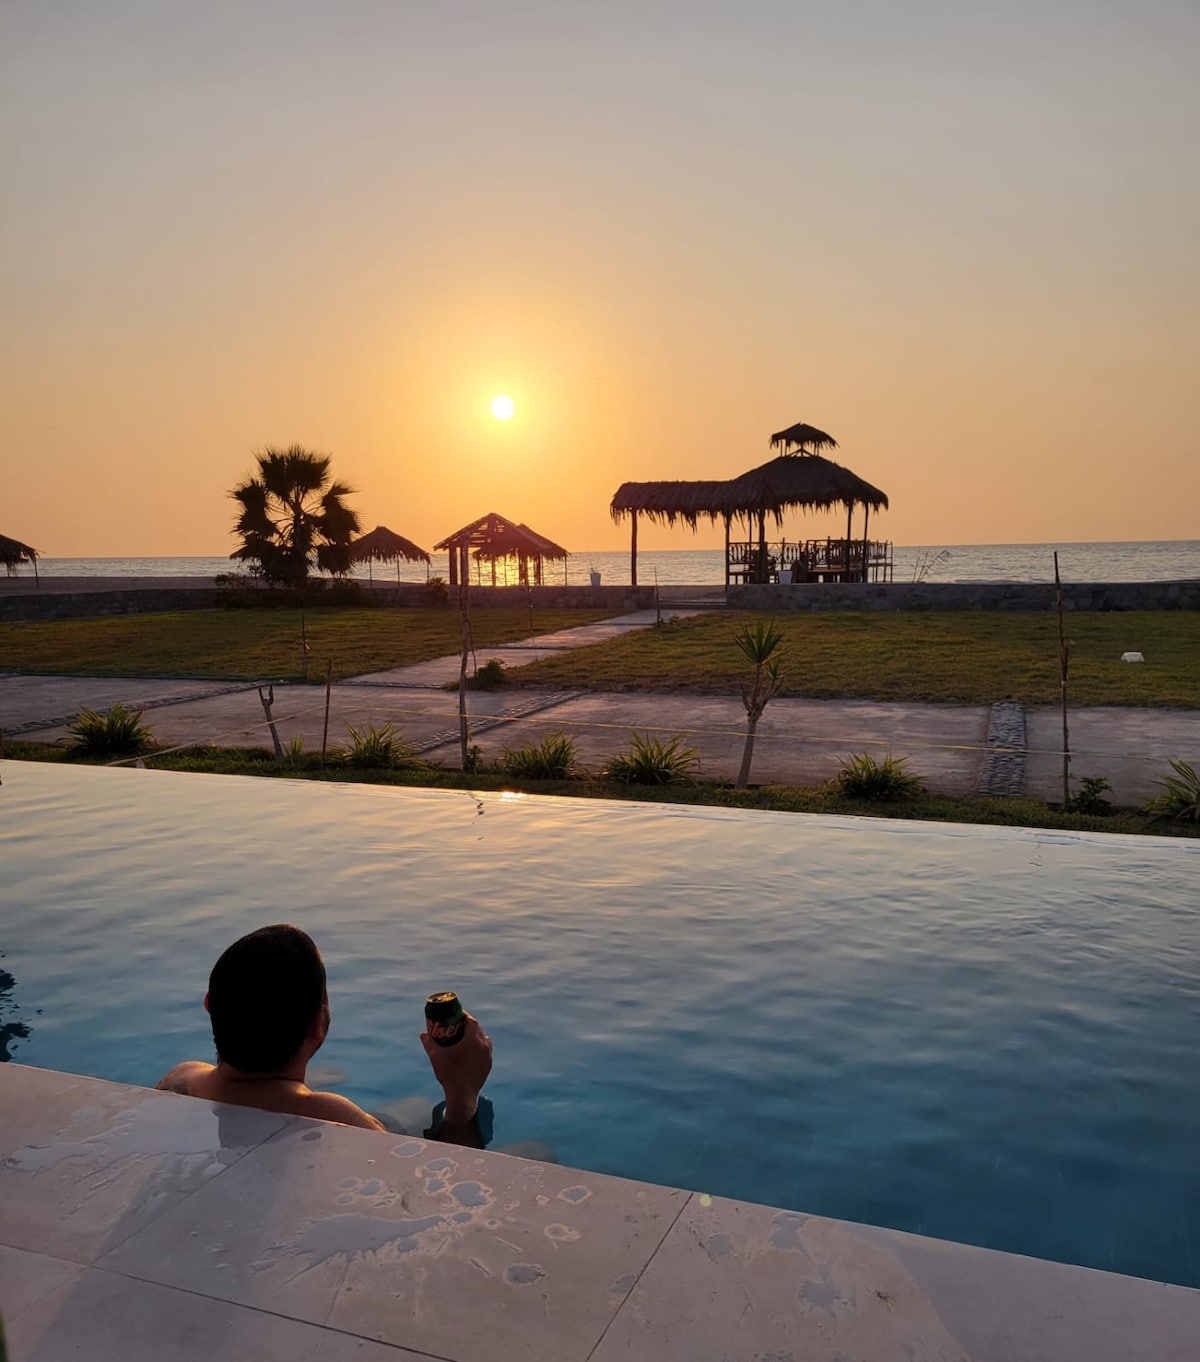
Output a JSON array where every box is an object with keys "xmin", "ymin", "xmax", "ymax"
[{"xmin": 3, "ymin": 1, "xmax": 1196, "ymax": 557}]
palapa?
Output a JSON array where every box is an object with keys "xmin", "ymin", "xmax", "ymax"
[
  {"xmin": 0, "ymin": 533, "xmax": 40, "ymax": 581},
  {"xmin": 609, "ymin": 421, "xmax": 888, "ymax": 584},
  {"xmin": 348, "ymin": 525, "xmax": 431, "ymax": 582},
  {"xmin": 435, "ymin": 512, "xmax": 569, "ymax": 587}
]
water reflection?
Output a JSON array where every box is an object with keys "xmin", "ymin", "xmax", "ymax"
[{"xmin": 0, "ymin": 955, "xmax": 35, "ymax": 1062}]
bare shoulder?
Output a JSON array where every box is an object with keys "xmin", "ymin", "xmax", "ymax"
[
  {"xmin": 302, "ymin": 1089, "xmax": 385, "ymax": 1131},
  {"xmin": 155, "ymin": 1061, "xmax": 213, "ymax": 1096}
]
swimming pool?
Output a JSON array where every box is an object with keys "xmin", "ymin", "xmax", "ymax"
[{"xmin": 2, "ymin": 761, "xmax": 1197, "ymax": 1287}]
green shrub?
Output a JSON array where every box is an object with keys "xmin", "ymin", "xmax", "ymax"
[
  {"xmin": 502, "ymin": 731, "xmax": 581, "ymax": 780},
  {"xmin": 424, "ymin": 576, "xmax": 450, "ymax": 606},
  {"xmin": 1144, "ymin": 759, "xmax": 1200, "ymax": 823},
  {"xmin": 339, "ymin": 720, "xmax": 417, "ymax": 769},
  {"xmin": 602, "ymin": 732, "xmax": 699, "ymax": 785},
  {"xmin": 66, "ymin": 704, "xmax": 154, "ymax": 758},
  {"xmin": 835, "ymin": 752, "xmax": 925, "ymax": 801},
  {"xmin": 468, "ymin": 658, "xmax": 508, "ymax": 690},
  {"xmin": 1068, "ymin": 775, "xmax": 1113, "ymax": 815}
]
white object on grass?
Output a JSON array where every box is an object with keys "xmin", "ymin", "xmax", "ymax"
[{"xmin": 1121, "ymin": 652, "xmax": 1145, "ymax": 663}]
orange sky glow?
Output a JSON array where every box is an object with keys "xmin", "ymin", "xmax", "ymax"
[{"xmin": 2, "ymin": 2, "xmax": 1196, "ymax": 557}]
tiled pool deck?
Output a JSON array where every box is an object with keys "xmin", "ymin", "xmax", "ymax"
[{"xmin": 2, "ymin": 1065, "xmax": 1197, "ymax": 1361}]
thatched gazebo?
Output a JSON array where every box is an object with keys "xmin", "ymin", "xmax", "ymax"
[
  {"xmin": 435, "ymin": 512, "xmax": 570, "ymax": 588},
  {"xmin": 472, "ymin": 521, "xmax": 569, "ymax": 586},
  {"xmin": 726, "ymin": 453, "xmax": 889, "ymax": 585},
  {"xmin": 0, "ymin": 534, "xmax": 39, "ymax": 581},
  {"xmin": 610, "ymin": 422, "xmax": 890, "ymax": 585},
  {"xmin": 348, "ymin": 525, "xmax": 431, "ymax": 583}
]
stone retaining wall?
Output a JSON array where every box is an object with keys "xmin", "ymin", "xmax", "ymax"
[
  {"xmin": 0, "ymin": 582, "xmax": 654, "ymax": 622},
  {"xmin": 727, "ymin": 579, "xmax": 1200, "ymax": 612},
  {"xmin": 373, "ymin": 584, "xmax": 657, "ymax": 611},
  {"xmin": 0, "ymin": 587, "xmax": 220, "ymax": 622}
]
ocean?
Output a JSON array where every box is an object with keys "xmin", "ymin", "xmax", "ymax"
[{"xmin": 12, "ymin": 541, "xmax": 1199, "ymax": 586}]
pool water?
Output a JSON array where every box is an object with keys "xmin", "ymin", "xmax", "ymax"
[{"xmin": 2, "ymin": 761, "xmax": 1198, "ymax": 1287}]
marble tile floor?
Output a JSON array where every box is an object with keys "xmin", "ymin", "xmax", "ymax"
[{"xmin": 3, "ymin": 1065, "xmax": 1198, "ymax": 1361}]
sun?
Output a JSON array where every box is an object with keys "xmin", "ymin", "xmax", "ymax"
[{"xmin": 490, "ymin": 394, "xmax": 515, "ymax": 421}]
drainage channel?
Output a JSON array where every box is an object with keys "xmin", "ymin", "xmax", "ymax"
[{"xmin": 979, "ymin": 701, "xmax": 1027, "ymax": 797}]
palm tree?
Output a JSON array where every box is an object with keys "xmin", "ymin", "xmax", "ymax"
[
  {"xmin": 734, "ymin": 620, "xmax": 786, "ymax": 789},
  {"xmin": 230, "ymin": 446, "xmax": 361, "ymax": 586}
]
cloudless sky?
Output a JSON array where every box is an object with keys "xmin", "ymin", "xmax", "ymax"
[{"xmin": 3, "ymin": 1, "xmax": 1197, "ymax": 555}]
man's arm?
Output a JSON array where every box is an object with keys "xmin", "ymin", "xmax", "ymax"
[{"xmin": 421, "ymin": 1015, "xmax": 494, "ymax": 1148}]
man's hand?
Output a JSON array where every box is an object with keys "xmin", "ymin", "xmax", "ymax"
[{"xmin": 420, "ymin": 1013, "xmax": 493, "ymax": 1124}]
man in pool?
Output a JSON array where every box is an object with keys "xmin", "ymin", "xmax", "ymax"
[{"xmin": 156, "ymin": 923, "xmax": 493, "ymax": 1147}]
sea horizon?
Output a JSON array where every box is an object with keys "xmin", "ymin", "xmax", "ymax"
[{"xmin": 9, "ymin": 539, "xmax": 1199, "ymax": 587}]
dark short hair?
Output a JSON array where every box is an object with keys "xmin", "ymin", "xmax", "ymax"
[{"xmin": 208, "ymin": 924, "xmax": 326, "ymax": 1073}]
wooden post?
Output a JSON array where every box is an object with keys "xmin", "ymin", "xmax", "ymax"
[
  {"xmin": 448, "ymin": 544, "xmax": 458, "ymax": 587},
  {"xmin": 724, "ymin": 515, "xmax": 731, "ymax": 586},
  {"xmin": 1054, "ymin": 551, "xmax": 1071, "ymax": 808},
  {"xmin": 845, "ymin": 502, "xmax": 854, "ymax": 580},
  {"xmin": 630, "ymin": 512, "xmax": 638, "ymax": 587},
  {"xmin": 861, "ymin": 503, "xmax": 871, "ymax": 582},
  {"xmin": 757, "ymin": 510, "xmax": 767, "ymax": 583}
]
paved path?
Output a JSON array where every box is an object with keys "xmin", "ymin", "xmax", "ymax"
[{"xmin": 2, "ymin": 609, "xmax": 1197, "ymax": 804}]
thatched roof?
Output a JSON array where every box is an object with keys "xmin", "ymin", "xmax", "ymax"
[
  {"xmin": 434, "ymin": 512, "xmax": 568, "ymax": 558},
  {"xmin": 727, "ymin": 454, "xmax": 888, "ymax": 525},
  {"xmin": 474, "ymin": 521, "xmax": 569, "ymax": 562},
  {"xmin": 474, "ymin": 520, "xmax": 572, "ymax": 563},
  {"xmin": 0, "ymin": 533, "xmax": 39, "ymax": 568},
  {"xmin": 348, "ymin": 525, "xmax": 431, "ymax": 564},
  {"xmin": 610, "ymin": 480, "xmax": 733, "ymax": 529},
  {"xmin": 611, "ymin": 456, "xmax": 887, "ymax": 529},
  {"xmin": 768, "ymin": 422, "xmax": 838, "ymax": 453}
]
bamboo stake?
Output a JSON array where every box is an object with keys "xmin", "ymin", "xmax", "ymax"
[
  {"xmin": 257, "ymin": 685, "xmax": 284, "ymax": 761},
  {"xmin": 1054, "ymin": 551, "xmax": 1070, "ymax": 807},
  {"xmin": 320, "ymin": 660, "xmax": 333, "ymax": 767},
  {"xmin": 458, "ymin": 572, "xmax": 471, "ymax": 769}
]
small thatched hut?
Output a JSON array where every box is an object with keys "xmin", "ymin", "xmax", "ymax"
[
  {"xmin": 348, "ymin": 525, "xmax": 431, "ymax": 582},
  {"xmin": 0, "ymin": 534, "xmax": 39, "ymax": 580},
  {"xmin": 435, "ymin": 512, "xmax": 569, "ymax": 587}
]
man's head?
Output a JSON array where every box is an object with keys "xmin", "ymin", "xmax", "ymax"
[{"xmin": 205, "ymin": 924, "xmax": 328, "ymax": 1074}]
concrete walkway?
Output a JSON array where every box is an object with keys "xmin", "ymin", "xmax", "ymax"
[{"xmin": 2, "ymin": 609, "xmax": 1196, "ymax": 804}]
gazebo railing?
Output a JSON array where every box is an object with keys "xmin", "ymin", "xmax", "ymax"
[{"xmin": 728, "ymin": 538, "xmax": 893, "ymax": 585}]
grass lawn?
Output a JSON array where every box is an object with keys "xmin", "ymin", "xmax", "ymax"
[
  {"xmin": 8, "ymin": 741, "xmax": 1198, "ymax": 839},
  {"xmin": 0, "ymin": 608, "xmax": 615, "ymax": 682},
  {"xmin": 506, "ymin": 610, "xmax": 1200, "ymax": 707}
]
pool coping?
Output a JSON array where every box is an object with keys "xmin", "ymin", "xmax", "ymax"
[{"xmin": 2, "ymin": 1064, "xmax": 1198, "ymax": 1361}]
